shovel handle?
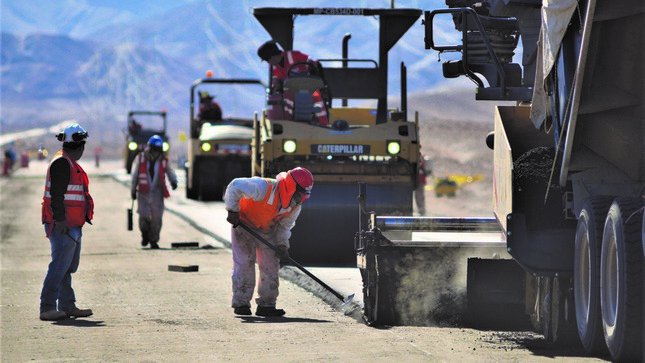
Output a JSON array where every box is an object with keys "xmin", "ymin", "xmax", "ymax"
[{"xmin": 238, "ymin": 223, "xmax": 346, "ymax": 302}]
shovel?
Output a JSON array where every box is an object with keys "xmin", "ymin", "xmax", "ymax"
[
  {"xmin": 127, "ymin": 199, "xmax": 134, "ymax": 231},
  {"xmin": 238, "ymin": 223, "xmax": 356, "ymax": 314}
]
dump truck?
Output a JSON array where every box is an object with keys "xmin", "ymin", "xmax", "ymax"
[
  {"xmin": 358, "ymin": 0, "xmax": 643, "ymax": 361},
  {"xmin": 124, "ymin": 110, "xmax": 169, "ymax": 174},
  {"xmin": 252, "ymin": 7, "xmax": 422, "ymax": 265},
  {"xmin": 185, "ymin": 74, "xmax": 265, "ymax": 201}
]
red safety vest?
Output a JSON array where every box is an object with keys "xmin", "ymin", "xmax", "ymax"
[
  {"xmin": 136, "ymin": 154, "xmax": 170, "ymax": 198},
  {"xmin": 272, "ymin": 50, "xmax": 311, "ymax": 81},
  {"xmin": 42, "ymin": 153, "xmax": 94, "ymax": 228},
  {"xmin": 273, "ymin": 51, "xmax": 329, "ymax": 126},
  {"xmin": 239, "ymin": 179, "xmax": 295, "ymax": 233}
]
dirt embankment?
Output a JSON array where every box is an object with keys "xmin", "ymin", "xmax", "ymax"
[{"xmin": 394, "ymin": 87, "xmax": 507, "ymax": 217}]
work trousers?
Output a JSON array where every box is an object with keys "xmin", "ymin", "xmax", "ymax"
[
  {"xmin": 414, "ymin": 184, "xmax": 426, "ymax": 215},
  {"xmin": 231, "ymin": 227, "xmax": 280, "ymax": 308},
  {"xmin": 137, "ymin": 191, "xmax": 164, "ymax": 243},
  {"xmin": 40, "ymin": 225, "xmax": 82, "ymax": 313}
]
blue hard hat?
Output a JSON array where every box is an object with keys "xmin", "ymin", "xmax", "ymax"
[{"xmin": 147, "ymin": 135, "xmax": 164, "ymax": 148}]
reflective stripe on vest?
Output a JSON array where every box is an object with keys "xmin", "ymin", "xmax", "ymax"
[
  {"xmin": 273, "ymin": 51, "xmax": 310, "ymax": 81},
  {"xmin": 239, "ymin": 179, "xmax": 294, "ymax": 233},
  {"xmin": 42, "ymin": 154, "xmax": 93, "ymax": 227}
]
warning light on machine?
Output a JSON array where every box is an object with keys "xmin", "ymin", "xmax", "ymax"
[
  {"xmin": 283, "ymin": 140, "xmax": 297, "ymax": 153},
  {"xmin": 387, "ymin": 141, "xmax": 401, "ymax": 155}
]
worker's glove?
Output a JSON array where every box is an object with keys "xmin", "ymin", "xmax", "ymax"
[
  {"xmin": 171, "ymin": 181, "xmax": 178, "ymax": 190},
  {"xmin": 226, "ymin": 210, "xmax": 240, "ymax": 228},
  {"xmin": 53, "ymin": 220, "xmax": 69, "ymax": 235},
  {"xmin": 276, "ymin": 245, "xmax": 289, "ymax": 261},
  {"xmin": 131, "ymin": 192, "xmax": 137, "ymax": 200}
]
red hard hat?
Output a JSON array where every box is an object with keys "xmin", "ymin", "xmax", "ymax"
[
  {"xmin": 289, "ymin": 167, "xmax": 313, "ymax": 188},
  {"xmin": 289, "ymin": 167, "xmax": 313, "ymax": 200}
]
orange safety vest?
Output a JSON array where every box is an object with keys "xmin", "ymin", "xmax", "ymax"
[
  {"xmin": 136, "ymin": 154, "xmax": 170, "ymax": 198},
  {"xmin": 42, "ymin": 153, "xmax": 94, "ymax": 228},
  {"xmin": 239, "ymin": 179, "xmax": 295, "ymax": 233}
]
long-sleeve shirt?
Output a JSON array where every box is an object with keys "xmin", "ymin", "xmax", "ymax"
[
  {"xmin": 130, "ymin": 152, "xmax": 177, "ymax": 196},
  {"xmin": 224, "ymin": 177, "xmax": 301, "ymax": 248},
  {"xmin": 49, "ymin": 157, "xmax": 71, "ymax": 222}
]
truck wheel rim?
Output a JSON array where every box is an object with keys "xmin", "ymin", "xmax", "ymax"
[
  {"xmin": 601, "ymin": 226, "xmax": 618, "ymax": 335},
  {"xmin": 575, "ymin": 228, "xmax": 591, "ymax": 326}
]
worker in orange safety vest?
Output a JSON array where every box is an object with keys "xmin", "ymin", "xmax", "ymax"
[
  {"xmin": 224, "ymin": 167, "xmax": 314, "ymax": 317},
  {"xmin": 258, "ymin": 40, "xmax": 329, "ymax": 126},
  {"xmin": 130, "ymin": 135, "xmax": 177, "ymax": 249},
  {"xmin": 39, "ymin": 123, "xmax": 94, "ymax": 321}
]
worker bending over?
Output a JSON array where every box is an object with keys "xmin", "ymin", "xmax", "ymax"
[{"xmin": 224, "ymin": 167, "xmax": 314, "ymax": 317}]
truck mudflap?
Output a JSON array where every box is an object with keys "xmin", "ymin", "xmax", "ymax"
[{"xmin": 356, "ymin": 212, "xmax": 529, "ymax": 327}]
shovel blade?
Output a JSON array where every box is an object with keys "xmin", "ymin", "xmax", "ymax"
[
  {"xmin": 341, "ymin": 293, "xmax": 357, "ymax": 315},
  {"xmin": 127, "ymin": 208, "xmax": 133, "ymax": 231}
]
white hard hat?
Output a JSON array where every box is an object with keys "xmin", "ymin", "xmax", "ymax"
[{"xmin": 56, "ymin": 123, "xmax": 89, "ymax": 143}]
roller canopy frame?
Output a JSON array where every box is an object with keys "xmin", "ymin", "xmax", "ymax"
[
  {"xmin": 253, "ymin": 7, "xmax": 422, "ymax": 123},
  {"xmin": 127, "ymin": 110, "xmax": 167, "ymax": 134},
  {"xmin": 190, "ymin": 78, "xmax": 266, "ymax": 122}
]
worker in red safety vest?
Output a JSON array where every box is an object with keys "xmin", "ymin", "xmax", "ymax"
[
  {"xmin": 39, "ymin": 123, "xmax": 94, "ymax": 321},
  {"xmin": 130, "ymin": 135, "xmax": 177, "ymax": 249},
  {"xmin": 224, "ymin": 167, "xmax": 314, "ymax": 317},
  {"xmin": 257, "ymin": 40, "xmax": 329, "ymax": 126}
]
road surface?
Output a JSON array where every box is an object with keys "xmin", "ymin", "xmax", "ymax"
[{"xmin": 0, "ymin": 159, "xmax": 607, "ymax": 361}]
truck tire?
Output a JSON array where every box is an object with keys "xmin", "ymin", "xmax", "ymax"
[
  {"xmin": 185, "ymin": 164, "xmax": 199, "ymax": 200},
  {"xmin": 600, "ymin": 198, "xmax": 643, "ymax": 362},
  {"xmin": 574, "ymin": 196, "xmax": 612, "ymax": 354}
]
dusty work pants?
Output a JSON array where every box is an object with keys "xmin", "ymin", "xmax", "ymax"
[
  {"xmin": 414, "ymin": 184, "xmax": 426, "ymax": 215},
  {"xmin": 231, "ymin": 227, "xmax": 280, "ymax": 308},
  {"xmin": 40, "ymin": 225, "xmax": 82, "ymax": 313},
  {"xmin": 137, "ymin": 191, "xmax": 165, "ymax": 243}
]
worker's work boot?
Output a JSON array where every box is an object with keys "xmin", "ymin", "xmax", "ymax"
[
  {"xmin": 233, "ymin": 306, "xmax": 252, "ymax": 316},
  {"xmin": 63, "ymin": 307, "xmax": 93, "ymax": 318},
  {"xmin": 255, "ymin": 306, "xmax": 286, "ymax": 317},
  {"xmin": 150, "ymin": 242, "xmax": 159, "ymax": 249},
  {"xmin": 39, "ymin": 310, "xmax": 67, "ymax": 321},
  {"xmin": 141, "ymin": 239, "xmax": 149, "ymax": 247}
]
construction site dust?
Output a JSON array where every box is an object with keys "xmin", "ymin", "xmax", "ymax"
[{"xmin": 376, "ymin": 238, "xmax": 507, "ymax": 327}]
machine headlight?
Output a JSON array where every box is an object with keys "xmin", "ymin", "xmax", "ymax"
[
  {"xmin": 283, "ymin": 139, "xmax": 297, "ymax": 153},
  {"xmin": 387, "ymin": 140, "xmax": 401, "ymax": 155},
  {"xmin": 201, "ymin": 142, "xmax": 212, "ymax": 152},
  {"xmin": 128, "ymin": 141, "xmax": 138, "ymax": 151},
  {"xmin": 163, "ymin": 142, "xmax": 170, "ymax": 152}
]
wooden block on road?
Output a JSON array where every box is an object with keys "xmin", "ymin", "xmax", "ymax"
[
  {"xmin": 168, "ymin": 264, "xmax": 199, "ymax": 272},
  {"xmin": 171, "ymin": 242, "xmax": 199, "ymax": 248}
]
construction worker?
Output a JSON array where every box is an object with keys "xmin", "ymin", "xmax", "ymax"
[
  {"xmin": 415, "ymin": 154, "xmax": 430, "ymax": 215},
  {"xmin": 257, "ymin": 40, "xmax": 329, "ymax": 126},
  {"xmin": 224, "ymin": 167, "xmax": 314, "ymax": 317},
  {"xmin": 198, "ymin": 91, "xmax": 223, "ymax": 122},
  {"xmin": 130, "ymin": 135, "xmax": 178, "ymax": 249},
  {"xmin": 40, "ymin": 123, "xmax": 94, "ymax": 321}
]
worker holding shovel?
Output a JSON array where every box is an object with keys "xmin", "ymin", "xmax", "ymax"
[
  {"xmin": 224, "ymin": 167, "xmax": 313, "ymax": 317},
  {"xmin": 130, "ymin": 135, "xmax": 177, "ymax": 249}
]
